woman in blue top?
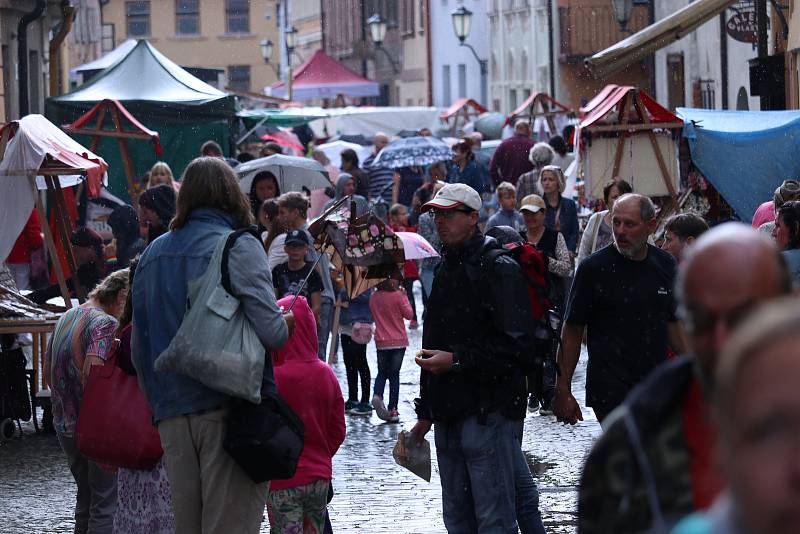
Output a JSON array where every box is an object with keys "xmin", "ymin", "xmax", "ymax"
[
  {"xmin": 448, "ymin": 141, "xmax": 489, "ymax": 195},
  {"xmin": 539, "ymin": 165, "xmax": 579, "ymax": 254}
]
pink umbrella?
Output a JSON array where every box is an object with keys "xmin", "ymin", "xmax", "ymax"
[{"xmin": 394, "ymin": 232, "xmax": 439, "ymax": 260}]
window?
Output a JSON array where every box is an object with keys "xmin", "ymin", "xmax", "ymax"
[
  {"xmin": 102, "ymin": 23, "xmax": 115, "ymax": 52},
  {"xmin": 1, "ymin": 46, "xmax": 9, "ymax": 122},
  {"xmin": 225, "ymin": 0, "xmax": 250, "ymax": 34},
  {"xmin": 699, "ymin": 79, "xmax": 716, "ymax": 109},
  {"xmin": 401, "ymin": 0, "xmax": 415, "ymax": 35},
  {"xmin": 442, "ymin": 65, "xmax": 451, "ymax": 106},
  {"xmin": 176, "ymin": 0, "xmax": 200, "ymax": 35},
  {"xmin": 667, "ymin": 53, "xmax": 685, "ymax": 111},
  {"xmin": 458, "ymin": 64, "xmax": 466, "ymax": 98},
  {"xmin": 228, "ymin": 65, "xmax": 250, "ymax": 92},
  {"xmin": 509, "ymin": 89, "xmax": 518, "ymax": 110},
  {"xmin": 125, "ymin": 1, "xmax": 150, "ymax": 37}
]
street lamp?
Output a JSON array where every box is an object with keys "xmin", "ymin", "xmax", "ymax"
[
  {"xmin": 450, "ymin": 6, "xmax": 488, "ymax": 105},
  {"xmin": 284, "ymin": 26, "xmax": 297, "ymax": 101},
  {"xmin": 259, "ymin": 39, "xmax": 279, "ymax": 76},
  {"xmin": 451, "ymin": 5, "xmax": 472, "ymax": 43},
  {"xmin": 367, "ymin": 14, "xmax": 400, "ymax": 73},
  {"xmin": 612, "ymin": 0, "xmax": 634, "ymax": 32}
]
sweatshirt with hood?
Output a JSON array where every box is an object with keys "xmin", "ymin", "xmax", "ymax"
[
  {"xmin": 270, "ymin": 295, "xmax": 346, "ymax": 491},
  {"xmin": 324, "ymin": 173, "xmax": 369, "ymax": 216}
]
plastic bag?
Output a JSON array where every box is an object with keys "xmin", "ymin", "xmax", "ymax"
[{"xmin": 392, "ymin": 430, "xmax": 431, "ymax": 482}]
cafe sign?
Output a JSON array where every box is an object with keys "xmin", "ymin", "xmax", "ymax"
[{"xmin": 726, "ymin": 2, "xmax": 757, "ymax": 44}]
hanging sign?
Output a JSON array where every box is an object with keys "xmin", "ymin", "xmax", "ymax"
[{"xmin": 726, "ymin": 2, "xmax": 757, "ymax": 44}]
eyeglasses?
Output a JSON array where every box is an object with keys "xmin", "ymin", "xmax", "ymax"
[{"xmin": 430, "ymin": 208, "xmax": 474, "ymax": 219}]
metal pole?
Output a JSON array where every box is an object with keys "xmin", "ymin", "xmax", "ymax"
[
  {"xmin": 288, "ymin": 51, "xmax": 293, "ymax": 101},
  {"xmin": 720, "ymin": 12, "xmax": 729, "ymax": 109},
  {"xmin": 547, "ymin": 0, "xmax": 556, "ymax": 96}
]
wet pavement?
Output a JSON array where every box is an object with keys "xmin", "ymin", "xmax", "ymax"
[{"xmin": 0, "ymin": 289, "xmax": 600, "ymax": 533}]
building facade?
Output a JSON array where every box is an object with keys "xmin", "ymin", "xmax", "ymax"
[
  {"xmin": 556, "ymin": 0, "xmax": 652, "ymax": 110},
  {"xmin": 487, "ymin": 0, "xmax": 552, "ymax": 114},
  {"xmin": 653, "ymin": 1, "xmax": 762, "ymax": 112},
  {"xmin": 430, "ymin": 0, "xmax": 488, "ymax": 109},
  {"xmin": 0, "ymin": 0, "xmax": 72, "ymax": 122},
  {"xmin": 321, "ymin": 0, "xmax": 430, "ymax": 106},
  {"xmin": 98, "ymin": 0, "xmax": 281, "ymax": 94}
]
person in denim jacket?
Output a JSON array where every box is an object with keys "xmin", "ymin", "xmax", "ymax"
[{"xmin": 132, "ymin": 157, "xmax": 291, "ymax": 534}]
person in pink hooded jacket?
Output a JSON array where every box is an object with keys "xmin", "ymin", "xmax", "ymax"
[{"xmin": 268, "ymin": 295, "xmax": 346, "ymax": 534}]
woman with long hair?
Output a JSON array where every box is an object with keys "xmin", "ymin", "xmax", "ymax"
[
  {"xmin": 248, "ymin": 171, "xmax": 281, "ymax": 219},
  {"xmin": 539, "ymin": 165, "xmax": 579, "ymax": 254},
  {"xmin": 147, "ymin": 162, "xmax": 179, "ymax": 191}
]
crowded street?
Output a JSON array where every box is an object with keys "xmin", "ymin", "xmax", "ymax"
[
  {"xmin": 0, "ymin": 289, "xmax": 600, "ymax": 533},
  {"xmin": 4, "ymin": 1, "xmax": 800, "ymax": 533}
]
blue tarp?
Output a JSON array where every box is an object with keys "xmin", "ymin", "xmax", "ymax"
[{"xmin": 676, "ymin": 108, "xmax": 800, "ymax": 223}]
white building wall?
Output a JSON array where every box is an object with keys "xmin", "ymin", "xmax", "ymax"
[
  {"xmin": 654, "ymin": 0, "xmax": 760, "ymax": 111},
  {"xmin": 430, "ymin": 0, "xmax": 489, "ymax": 108},
  {"xmin": 488, "ymin": 0, "xmax": 552, "ymax": 114}
]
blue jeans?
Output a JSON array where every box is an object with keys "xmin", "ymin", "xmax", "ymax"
[
  {"xmin": 435, "ymin": 412, "xmax": 544, "ymax": 533},
  {"xmin": 513, "ymin": 421, "xmax": 547, "ymax": 534},
  {"xmin": 373, "ymin": 348, "xmax": 405, "ymax": 410},
  {"xmin": 317, "ymin": 297, "xmax": 334, "ymax": 360}
]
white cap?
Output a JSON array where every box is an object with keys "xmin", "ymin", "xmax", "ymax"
[{"xmin": 422, "ymin": 183, "xmax": 482, "ymax": 212}]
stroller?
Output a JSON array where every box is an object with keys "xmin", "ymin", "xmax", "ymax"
[{"xmin": 0, "ymin": 336, "xmax": 33, "ymax": 441}]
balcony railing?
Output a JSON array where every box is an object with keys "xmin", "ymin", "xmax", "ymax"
[{"xmin": 559, "ymin": 4, "xmax": 650, "ymax": 62}]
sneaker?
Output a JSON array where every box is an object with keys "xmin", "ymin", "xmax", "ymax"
[
  {"xmin": 409, "ymin": 320, "xmax": 419, "ymax": 330},
  {"xmin": 539, "ymin": 399, "xmax": 554, "ymax": 416},
  {"xmin": 388, "ymin": 409, "xmax": 400, "ymax": 423},
  {"xmin": 528, "ymin": 395, "xmax": 540, "ymax": 412},
  {"xmin": 351, "ymin": 402, "xmax": 373, "ymax": 416},
  {"xmin": 344, "ymin": 399, "xmax": 358, "ymax": 413},
  {"xmin": 373, "ymin": 395, "xmax": 390, "ymax": 421}
]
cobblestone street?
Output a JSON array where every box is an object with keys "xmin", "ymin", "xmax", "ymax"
[{"xmin": 0, "ymin": 290, "xmax": 600, "ymax": 533}]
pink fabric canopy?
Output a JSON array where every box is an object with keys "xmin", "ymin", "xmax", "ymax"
[{"xmin": 268, "ymin": 50, "xmax": 380, "ymax": 101}]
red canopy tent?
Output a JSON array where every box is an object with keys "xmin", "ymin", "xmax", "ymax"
[
  {"xmin": 440, "ymin": 98, "xmax": 487, "ymax": 136},
  {"xmin": 268, "ymin": 50, "xmax": 380, "ymax": 101},
  {"xmin": 575, "ymin": 85, "xmax": 683, "ymax": 206}
]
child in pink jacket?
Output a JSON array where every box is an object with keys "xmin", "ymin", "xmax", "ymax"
[
  {"xmin": 369, "ymin": 279, "xmax": 414, "ymax": 423},
  {"xmin": 269, "ymin": 295, "xmax": 346, "ymax": 533}
]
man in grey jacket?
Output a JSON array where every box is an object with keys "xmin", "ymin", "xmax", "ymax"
[{"xmin": 133, "ymin": 157, "xmax": 292, "ymax": 534}]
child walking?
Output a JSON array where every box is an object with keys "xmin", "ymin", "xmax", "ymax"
[
  {"xmin": 369, "ymin": 279, "xmax": 414, "ymax": 423},
  {"xmin": 339, "ymin": 288, "xmax": 374, "ymax": 416},
  {"xmin": 388, "ymin": 204, "xmax": 420, "ymax": 329}
]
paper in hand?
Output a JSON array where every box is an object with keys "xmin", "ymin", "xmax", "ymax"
[{"xmin": 392, "ymin": 430, "xmax": 431, "ymax": 482}]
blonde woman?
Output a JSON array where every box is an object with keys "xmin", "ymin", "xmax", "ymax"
[
  {"xmin": 539, "ymin": 165, "xmax": 579, "ymax": 253},
  {"xmin": 147, "ymin": 162, "xmax": 180, "ymax": 191}
]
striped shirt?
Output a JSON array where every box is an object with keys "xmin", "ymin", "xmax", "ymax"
[{"xmin": 364, "ymin": 154, "xmax": 394, "ymax": 201}]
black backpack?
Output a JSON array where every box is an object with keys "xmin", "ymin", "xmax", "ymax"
[{"xmin": 219, "ymin": 228, "xmax": 305, "ymax": 483}]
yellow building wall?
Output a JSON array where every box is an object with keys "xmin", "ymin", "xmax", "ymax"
[{"xmin": 100, "ymin": 0, "xmax": 280, "ymax": 93}]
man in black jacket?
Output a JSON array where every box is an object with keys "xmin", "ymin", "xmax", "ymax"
[{"xmin": 411, "ymin": 183, "xmax": 545, "ymax": 533}]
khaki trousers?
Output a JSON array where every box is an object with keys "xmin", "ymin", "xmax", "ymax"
[{"xmin": 158, "ymin": 409, "xmax": 268, "ymax": 534}]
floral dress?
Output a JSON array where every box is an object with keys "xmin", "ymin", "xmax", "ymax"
[{"xmin": 112, "ymin": 324, "xmax": 174, "ymax": 534}]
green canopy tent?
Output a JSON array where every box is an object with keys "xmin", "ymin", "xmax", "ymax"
[{"xmin": 46, "ymin": 40, "xmax": 236, "ymax": 200}]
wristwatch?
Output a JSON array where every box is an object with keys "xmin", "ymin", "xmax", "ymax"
[{"xmin": 451, "ymin": 352, "xmax": 462, "ymax": 373}]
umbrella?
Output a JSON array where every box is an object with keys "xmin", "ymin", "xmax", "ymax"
[
  {"xmin": 370, "ymin": 136, "xmax": 452, "ymax": 169},
  {"xmin": 394, "ymin": 232, "xmax": 439, "ymax": 260},
  {"xmin": 328, "ymin": 133, "xmax": 370, "ymax": 146},
  {"xmin": 316, "ymin": 140, "xmax": 372, "ymax": 169},
  {"xmin": 237, "ymin": 154, "xmax": 330, "ymax": 194},
  {"xmin": 260, "ymin": 129, "xmax": 305, "ymax": 155},
  {"xmin": 308, "ymin": 197, "xmax": 403, "ymax": 299}
]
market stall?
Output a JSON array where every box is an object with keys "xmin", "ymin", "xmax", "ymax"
[
  {"xmin": 0, "ymin": 114, "xmax": 108, "ymax": 307},
  {"xmin": 61, "ymin": 99, "xmax": 162, "ymax": 203},
  {"xmin": 440, "ymin": 98, "xmax": 487, "ymax": 137},
  {"xmin": 576, "ymin": 85, "xmax": 683, "ymax": 207},
  {"xmin": 506, "ymin": 92, "xmax": 574, "ymax": 142},
  {"xmin": 676, "ymin": 107, "xmax": 800, "ymax": 223},
  {"xmin": 46, "ymin": 39, "xmax": 235, "ymax": 201}
]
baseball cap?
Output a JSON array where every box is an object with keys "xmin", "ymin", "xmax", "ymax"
[
  {"xmin": 519, "ymin": 194, "xmax": 546, "ymax": 214},
  {"xmin": 421, "ymin": 183, "xmax": 482, "ymax": 212},
  {"xmin": 285, "ymin": 229, "xmax": 311, "ymax": 247}
]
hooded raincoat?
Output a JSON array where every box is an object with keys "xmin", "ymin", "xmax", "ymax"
[{"xmin": 270, "ymin": 295, "xmax": 346, "ymax": 491}]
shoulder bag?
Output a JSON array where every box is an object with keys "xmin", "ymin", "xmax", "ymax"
[{"xmin": 154, "ymin": 228, "xmax": 266, "ymax": 403}]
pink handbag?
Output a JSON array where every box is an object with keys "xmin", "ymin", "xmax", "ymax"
[
  {"xmin": 351, "ymin": 322, "xmax": 374, "ymax": 345},
  {"xmin": 75, "ymin": 326, "xmax": 163, "ymax": 470}
]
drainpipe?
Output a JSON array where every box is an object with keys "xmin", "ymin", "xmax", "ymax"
[
  {"xmin": 17, "ymin": 0, "xmax": 47, "ymax": 116},
  {"xmin": 425, "ymin": 0, "xmax": 433, "ymax": 106},
  {"xmin": 50, "ymin": 1, "xmax": 76, "ymax": 97}
]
